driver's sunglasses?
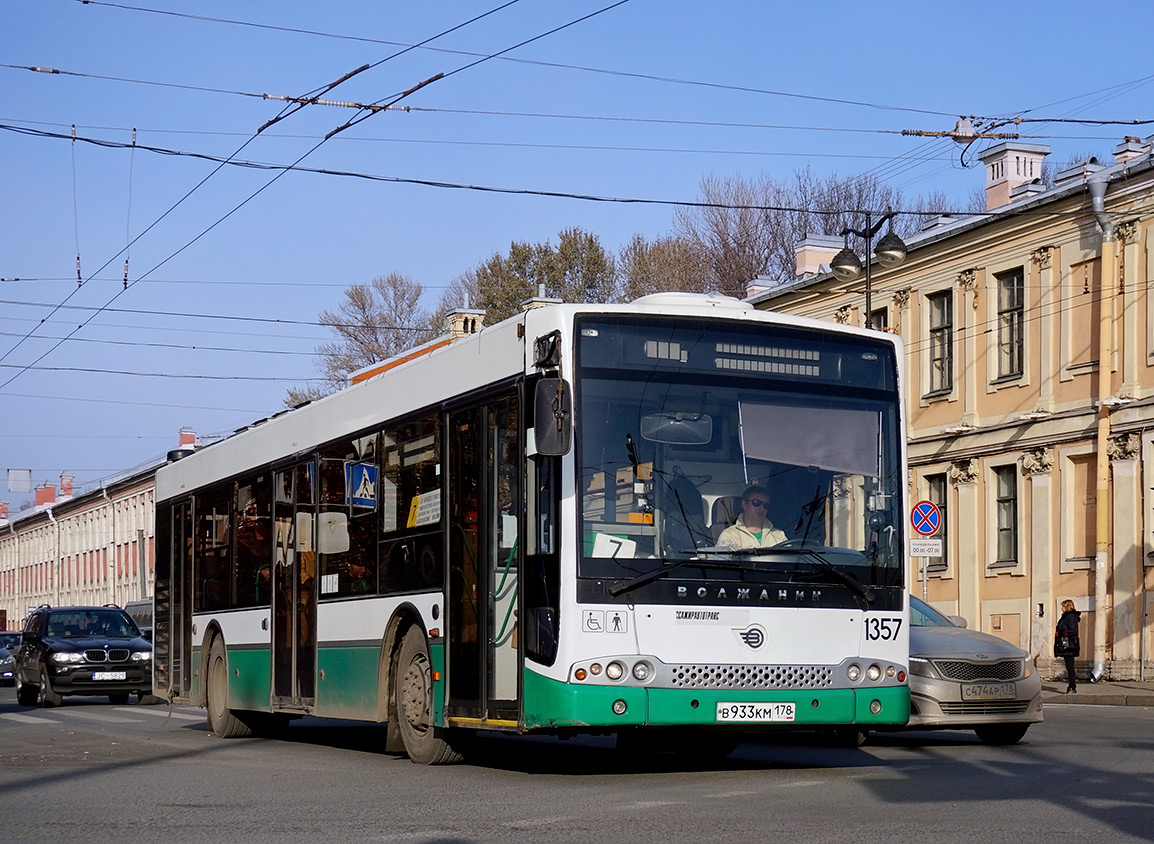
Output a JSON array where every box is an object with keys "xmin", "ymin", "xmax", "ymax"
[{"xmin": 745, "ymin": 498, "xmax": 769, "ymax": 508}]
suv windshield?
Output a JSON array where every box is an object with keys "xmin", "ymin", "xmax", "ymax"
[
  {"xmin": 45, "ymin": 610, "xmax": 139, "ymax": 639},
  {"xmin": 574, "ymin": 316, "xmax": 903, "ymax": 605}
]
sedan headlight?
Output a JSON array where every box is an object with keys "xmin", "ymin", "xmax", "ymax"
[
  {"xmin": 52, "ymin": 651, "xmax": 84, "ymax": 664},
  {"xmin": 131, "ymin": 651, "xmax": 152, "ymax": 662},
  {"xmin": 0, "ymin": 655, "xmax": 13, "ymax": 669},
  {"xmin": 907, "ymin": 657, "xmax": 939, "ymax": 679}
]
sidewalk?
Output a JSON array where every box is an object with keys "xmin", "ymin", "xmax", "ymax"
[{"xmin": 1041, "ymin": 678, "xmax": 1154, "ymax": 707}]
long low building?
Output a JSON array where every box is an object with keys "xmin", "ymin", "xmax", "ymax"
[{"xmin": 0, "ymin": 430, "xmax": 197, "ymax": 630}]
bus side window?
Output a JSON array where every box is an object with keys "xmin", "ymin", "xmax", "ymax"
[{"xmin": 379, "ymin": 413, "xmax": 443, "ymax": 594}]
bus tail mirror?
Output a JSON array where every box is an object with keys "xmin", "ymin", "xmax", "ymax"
[{"xmin": 534, "ymin": 378, "xmax": 572, "ymax": 456}]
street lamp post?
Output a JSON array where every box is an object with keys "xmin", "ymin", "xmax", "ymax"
[{"xmin": 830, "ymin": 210, "xmax": 908, "ymax": 327}]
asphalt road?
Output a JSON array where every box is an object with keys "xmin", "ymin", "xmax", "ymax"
[{"xmin": 1, "ymin": 686, "xmax": 1151, "ymax": 844}]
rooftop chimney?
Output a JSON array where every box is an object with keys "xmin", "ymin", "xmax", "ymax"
[
  {"xmin": 178, "ymin": 427, "xmax": 197, "ymax": 450},
  {"xmin": 0, "ymin": 501, "xmax": 8, "ymax": 523},
  {"xmin": 1114, "ymin": 136, "xmax": 1149, "ymax": 164},
  {"xmin": 977, "ymin": 142, "xmax": 1050, "ymax": 211},
  {"xmin": 520, "ymin": 284, "xmax": 562, "ymax": 312},
  {"xmin": 794, "ymin": 234, "xmax": 843, "ymax": 277},
  {"xmin": 59, "ymin": 473, "xmax": 74, "ymax": 498},
  {"xmin": 446, "ymin": 308, "xmax": 486, "ymax": 341},
  {"xmin": 1053, "ymin": 156, "xmax": 1107, "ymax": 189},
  {"xmin": 35, "ymin": 483, "xmax": 56, "ymax": 507}
]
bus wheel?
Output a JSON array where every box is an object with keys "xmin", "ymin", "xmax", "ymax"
[
  {"xmin": 672, "ymin": 729, "xmax": 741, "ymax": 761},
  {"xmin": 395, "ymin": 627, "xmax": 462, "ymax": 765},
  {"xmin": 206, "ymin": 638, "xmax": 252, "ymax": 739},
  {"xmin": 818, "ymin": 726, "xmax": 868, "ymax": 748}
]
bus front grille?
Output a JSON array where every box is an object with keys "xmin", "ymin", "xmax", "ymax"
[{"xmin": 669, "ymin": 664, "xmax": 834, "ymax": 689}]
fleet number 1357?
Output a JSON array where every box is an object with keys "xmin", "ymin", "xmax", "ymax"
[{"xmin": 864, "ymin": 617, "xmax": 903, "ymax": 641}]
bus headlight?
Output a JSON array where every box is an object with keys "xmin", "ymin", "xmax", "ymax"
[
  {"xmin": 866, "ymin": 664, "xmax": 882, "ymax": 682},
  {"xmin": 632, "ymin": 661, "xmax": 652, "ymax": 681},
  {"xmin": 606, "ymin": 661, "xmax": 625, "ymax": 681},
  {"xmin": 846, "ymin": 663, "xmax": 862, "ymax": 682}
]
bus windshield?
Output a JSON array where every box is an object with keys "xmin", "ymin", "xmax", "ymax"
[{"xmin": 575, "ymin": 315, "xmax": 903, "ymax": 597}]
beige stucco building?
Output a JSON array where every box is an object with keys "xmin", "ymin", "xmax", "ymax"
[{"xmin": 750, "ymin": 136, "xmax": 1154, "ymax": 681}]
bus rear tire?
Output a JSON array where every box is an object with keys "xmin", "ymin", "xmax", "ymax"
[
  {"xmin": 206, "ymin": 638, "xmax": 253, "ymax": 739},
  {"xmin": 395, "ymin": 627, "xmax": 462, "ymax": 765}
]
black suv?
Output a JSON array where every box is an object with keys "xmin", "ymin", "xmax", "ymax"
[{"xmin": 14, "ymin": 605, "xmax": 153, "ymax": 707}]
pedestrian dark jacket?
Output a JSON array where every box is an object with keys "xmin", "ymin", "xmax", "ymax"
[{"xmin": 1054, "ymin": 610, "xmax": 1081, "ymax": 657}]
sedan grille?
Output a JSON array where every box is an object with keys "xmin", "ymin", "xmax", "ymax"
[
  {"xmin": 932, "ymin": 659, "xmax": 1021, "ymax": 682},
  {"xmin": 84, "ymin": 649, "xmax": 131, "ymax": 663},
  {"xmin": 670, "ymin": 664, "xmax": 834, "ymax": 689}
]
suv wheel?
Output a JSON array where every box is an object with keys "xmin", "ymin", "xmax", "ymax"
[
  {"xmin": 15, "ymin": 674, "xmax": 38, "ymax": 707},
  {"xmin": 38, "ymin": 666, "xmax": 63, "ymax": 707}
]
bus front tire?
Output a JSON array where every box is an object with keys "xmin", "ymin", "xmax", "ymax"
[
  {"xmin": 206, "ymin": 638, "xmax": 253, "ymax": 739},
  {"xmin": 394, "ymin": 627, "xmax": 462, "ymax": 765}
]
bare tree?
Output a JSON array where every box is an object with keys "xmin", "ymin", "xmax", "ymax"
[
  {"xmin": 615, "ymin": 233, "xmax": 708, "ymax": 301},
  {"xmin": 285, "ymin": 272, "xmax": 438, "ymax": 406},
  {"xmin": 675, "ymin": 167, "xmax": 952, "ymax": 292},
  {"xmin": 674, "ymin": 173, "xmax": 777, "ymax": 297}
]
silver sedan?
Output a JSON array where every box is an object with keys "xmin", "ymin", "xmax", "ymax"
[{"xmin": 904, "ymin": 596, "xmax": 1043, "ymax": 744}]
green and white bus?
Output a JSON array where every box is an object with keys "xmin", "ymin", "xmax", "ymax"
[{"xmin": 153, "ymin": 293, "xmax": 910, "ymax": 763}]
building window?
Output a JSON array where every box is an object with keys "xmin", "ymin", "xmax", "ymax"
[
  {"xmin": 992, "ymin": 466, "xmax": 1017, "ymax": 568},
  {"xmin": 926, "ymin": 473, "xmax": 948, "ymax": 574},
  {"xmin": 928, "ymin": 291, "xmax": 953, "ymax": 393},
  {"xmin": 996, "ymin": 268, "xmax": 1024, "ymax": 378},
  {"xmin": 869, "ymin": 308, "xmax": 889, "ymax": 332}
]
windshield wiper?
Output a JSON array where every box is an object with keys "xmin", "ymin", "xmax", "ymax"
[
  {"xmin": 608, "ymin": 558, "xmax": 752, "ymax": 597},
  {"xmin": 706, "ymin": 545, "xmax": 875, "ymax": 605},
  {"xmin": 797, "ymin": 551, "xmax": 874, "ymax": 605}
]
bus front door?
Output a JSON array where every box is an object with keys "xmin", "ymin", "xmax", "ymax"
[
  {"xmin": 447, "ymin": 395, "xmax": 521, "ymax": 723},
  {"xmin": 271, "ymin": 461, "xmax": 317, "ymax": 709}
]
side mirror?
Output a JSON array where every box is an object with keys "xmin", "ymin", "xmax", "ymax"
[
  {"xmin": 534, "ymin": 378, "xmax": 572, "ymax": 456},
  {"xmin": 948, "ymin": 615, "xmax": 968, "ymax": 629}
]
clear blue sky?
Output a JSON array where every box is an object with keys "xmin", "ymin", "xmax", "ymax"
[{"xmin": 2, "ymin": 0, "xmax": 1151, "ymax": 511}]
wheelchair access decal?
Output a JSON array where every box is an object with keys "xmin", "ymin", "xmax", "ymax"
[{"xmin": 582, "ymin": 610, "xmax": 628, "ymax": 633}]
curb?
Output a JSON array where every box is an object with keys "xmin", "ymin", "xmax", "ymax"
[{"xmin": 1041, "ymin": 683, "xmax": 1154, "ymax": 707}]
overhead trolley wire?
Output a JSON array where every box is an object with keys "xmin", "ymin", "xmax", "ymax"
[{"xmin": 0, "ymin": 0, "xmax": 540, "ymax": 393}]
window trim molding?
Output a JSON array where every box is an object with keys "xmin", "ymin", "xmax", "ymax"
[
  {"xmin": 986, "ymin": 461, "xmax": 1023, "ymax": 576},
  {"xmin": 987, "ymin": 264, "xmax": 1027, "ymax": 390},
  {"xmin": 921, "ymin": 288, "xmax": 957, "ymax": 404}
]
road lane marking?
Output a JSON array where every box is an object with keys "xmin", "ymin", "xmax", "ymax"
[
  {"xmin": 65, "ymin": 710, "xmax": 140, "ymax": 723},
  {"xmin": 117, "ymin": 706, "xmax": 204, "ymax": 721},
  {"xmin": 0, "ymin": 712, "xmax": 59, "ymax": 724}
]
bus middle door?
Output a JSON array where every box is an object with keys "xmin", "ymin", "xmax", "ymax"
[
  {"xmin": 447, "ymin": 394, "xmax": 521, "ymax": 724},
  {"xmin": 272, "ymin": 461, "xmax": 317, "ymax": 709}
]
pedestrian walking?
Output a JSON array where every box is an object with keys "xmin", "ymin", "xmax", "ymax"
[{"xmin": 1055, "ymin": 599, "xmax": 1081, "ymax": 694}]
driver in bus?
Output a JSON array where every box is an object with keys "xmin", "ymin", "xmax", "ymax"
[{"xmin": 717, "ymin": 485, "xmax": 785, "ymax": 550}]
